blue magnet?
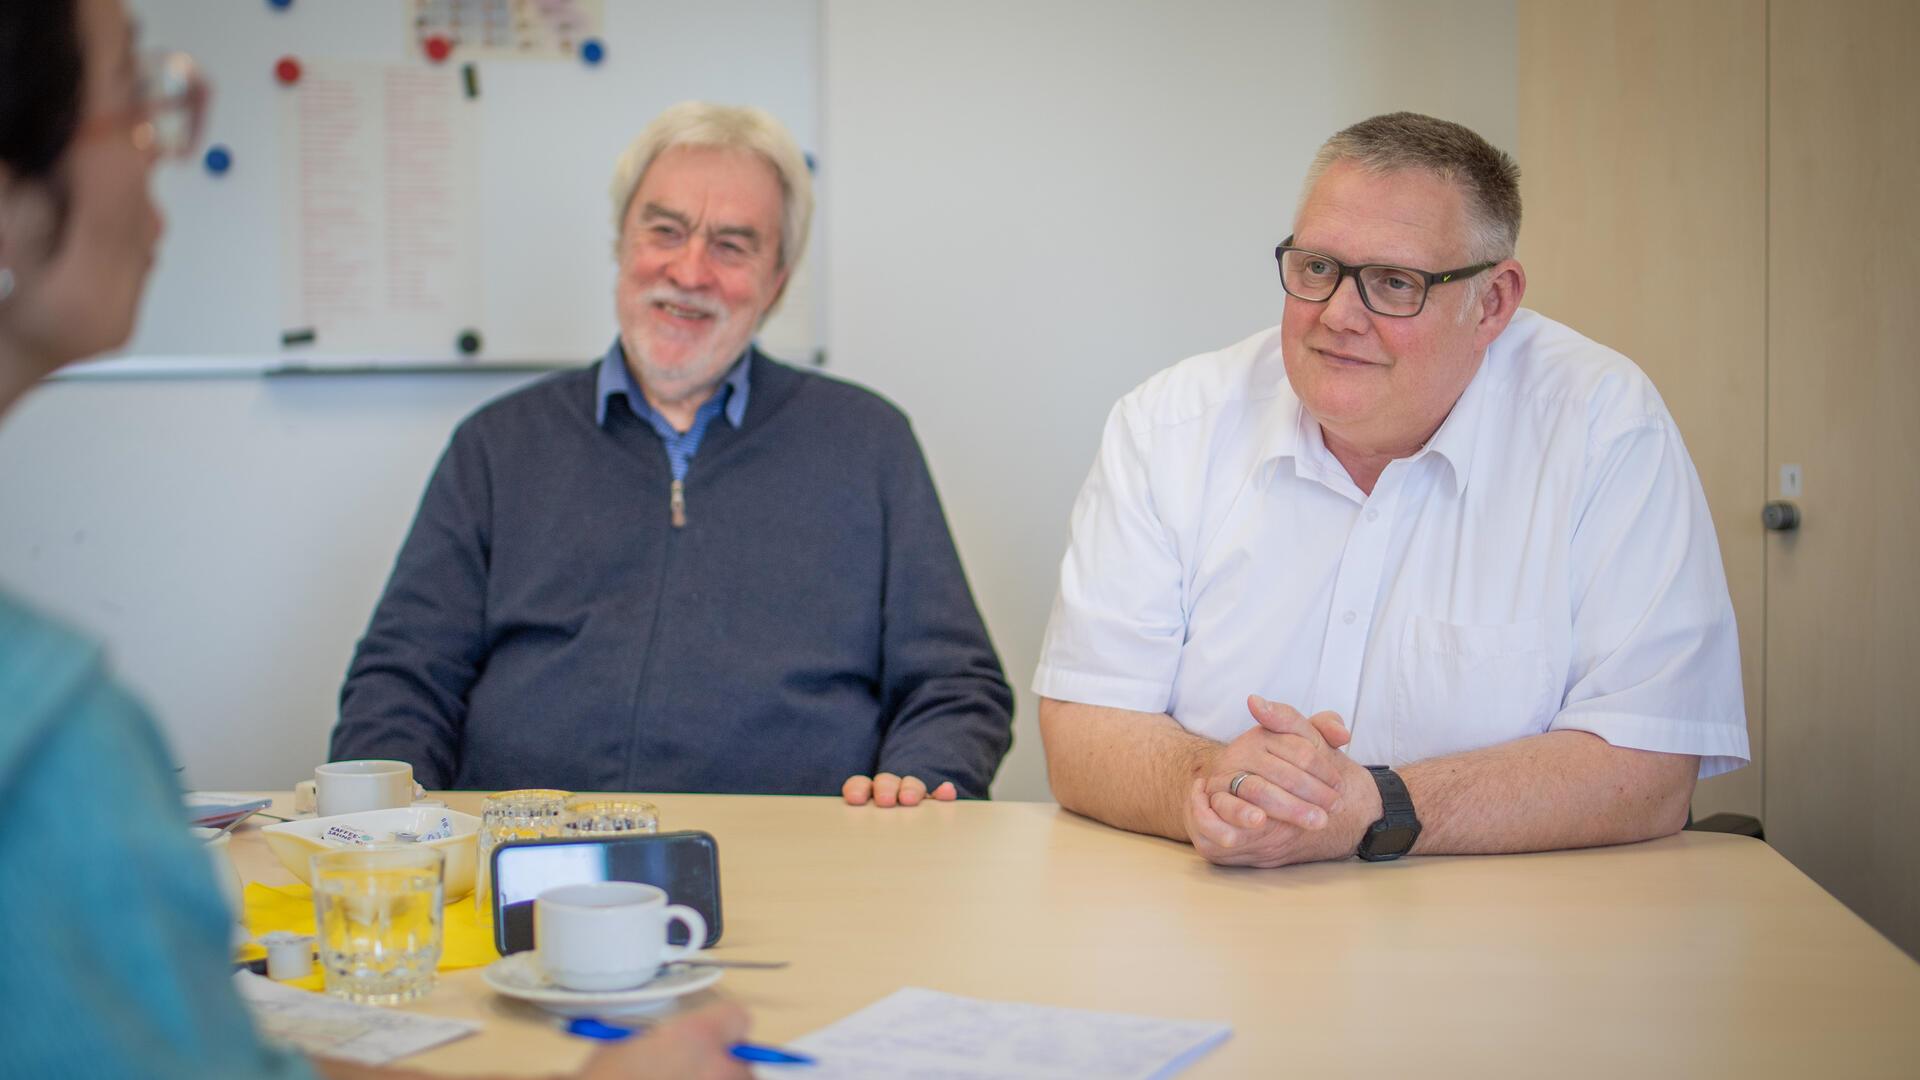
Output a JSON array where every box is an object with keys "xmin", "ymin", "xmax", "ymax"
[
  {"xmin": 580, "ymin": 39, "xmax": 606, "ymax": 65},
  {"xmin": 267, "ymin": 0, "xmax": 293, "ymax": 10},
  {"xmin": 204, "ymin": 145, "xmax": 233, "ymax": 175}
]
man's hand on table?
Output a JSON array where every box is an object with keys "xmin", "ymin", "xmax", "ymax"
[
  {"xmin": 1183, "ymin": 696, "xmax": 1381, "ymax": 867},
  {"xmin": 841, "ymin": 773, "xmax": 958, "ymax": 807}
]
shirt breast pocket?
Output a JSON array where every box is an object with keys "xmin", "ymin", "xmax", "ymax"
[{"xmin": 1393, "ymin": 615, "xmax": 1558, "ymax": 764}]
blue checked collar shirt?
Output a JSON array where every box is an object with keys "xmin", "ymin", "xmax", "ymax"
[{"xmin": 595, "ymin": 337, "xmax": 752, "ymax": 478}]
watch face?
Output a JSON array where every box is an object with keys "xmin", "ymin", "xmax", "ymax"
[{"xmin": 1367, "ymin": 825, "xmax": 1418, "ymax": 855}]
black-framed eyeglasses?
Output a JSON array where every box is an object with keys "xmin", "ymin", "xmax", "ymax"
[{"xmin": 1274, "ymin": 235, "xmax": 1496, "ymax": 318}]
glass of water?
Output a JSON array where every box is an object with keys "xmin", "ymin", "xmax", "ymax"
[
  {"xmin": 562, "ymin": 795, "xmax": 660, "ymax": 837},
  {"xmin": 476, "ymin": 788, "xmax": 572, "ymax": 921},
  {"xmin": 311, "ymin": 845, "xmax": 445, "ymax": 1005}
]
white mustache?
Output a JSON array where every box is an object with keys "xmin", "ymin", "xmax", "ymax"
[{"xmin": 645, "ymin": 286, "xmax": 726, "ymax": 320}]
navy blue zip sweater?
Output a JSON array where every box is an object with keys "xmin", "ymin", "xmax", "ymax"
[{"xmin": 330, "ymin": 350, "xmax": 1013, "ymax": 796}]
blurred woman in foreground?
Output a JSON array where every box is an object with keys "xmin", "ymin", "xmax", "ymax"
[{"xmin": 0, "ymin": 2, "xmax": 748, "ymax": 1076}]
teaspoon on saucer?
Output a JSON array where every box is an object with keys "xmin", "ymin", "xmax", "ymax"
[{"xmin": 661, "ymin": 958, "xmax": 790, "ymax": 972}]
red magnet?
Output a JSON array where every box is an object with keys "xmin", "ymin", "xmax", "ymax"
[
  {"xmin": 424, "ymin": 35, "xmax": 453, "ymax": 63},
  {"xmin": 274, "ymin": 56, "xmax": 302, "ymax": 85}
]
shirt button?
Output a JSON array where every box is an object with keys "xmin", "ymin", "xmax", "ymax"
[
  {"xmin": 1342, "ymin": 610, "xmax": 1357, "ymax": 625},
  {"xmin": 1366, "ymin": 508, "xmax": 1380, "ymax": 522}
]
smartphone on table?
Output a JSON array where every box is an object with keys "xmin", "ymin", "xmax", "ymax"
[{"xmin": 491, "ymin": 830, "xmax": 722, "ymax": 955}]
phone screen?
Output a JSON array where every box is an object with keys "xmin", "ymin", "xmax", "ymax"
[{"xmin": 492, "ymin": 831, "xmax": 722, "ymax": 954}]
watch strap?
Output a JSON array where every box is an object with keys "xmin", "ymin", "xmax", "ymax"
[{"xmin": 1358, "ymin": 765, "xmax": 1421, "ymax": 861}]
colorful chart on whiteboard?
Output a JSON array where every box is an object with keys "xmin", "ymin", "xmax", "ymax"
[{"xmin": 410, "ymin": 0, "xmax": 604, "ymax": 61}]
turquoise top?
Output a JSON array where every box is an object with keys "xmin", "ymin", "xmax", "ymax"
[{"xmin": 0, "ymin": 592, "xmax": 313, "ymax": 1078}]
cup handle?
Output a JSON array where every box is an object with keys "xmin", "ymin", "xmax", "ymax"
[
  {"xmin": 661, "ymin": 905, "xmax": 708, "ymax": 962},
  {"xmin": 293, "ymin": 780, "xmax": 316, "ymax": 814}
]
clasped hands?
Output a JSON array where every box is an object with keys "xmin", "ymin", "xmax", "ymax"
[{"xmin": 1184, "ymin": 695, "xmax": 1381, "ymax": 867}]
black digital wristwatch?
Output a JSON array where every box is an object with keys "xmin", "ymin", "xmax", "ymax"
[{"xmin": 1357, "ymin": 765, "xmax": 1421, "ymax": 862}]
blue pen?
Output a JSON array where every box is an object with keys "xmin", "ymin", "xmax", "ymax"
[{"xmin": 565, "ymin": 1017, "xmax": 815, "ymax": 1066}]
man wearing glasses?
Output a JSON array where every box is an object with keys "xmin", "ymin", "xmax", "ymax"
[{"xmin": 1034, "ymin": 113, "xmax": 1747, "ymax": 866}]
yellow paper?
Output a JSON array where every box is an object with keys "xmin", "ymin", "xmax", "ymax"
[{"xmin": 238, "ymin": 881, "xmax": 502, "ymax": 993}]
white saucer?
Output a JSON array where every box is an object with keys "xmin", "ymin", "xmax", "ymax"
[{"xmin": 481, "ymin": 953, "xmax": 723, "ymax": 1017}]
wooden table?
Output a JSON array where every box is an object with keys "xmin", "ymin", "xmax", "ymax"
[{"xmin": 231, "ymin": 793, "xmax": 1920, "ymax": 1077}]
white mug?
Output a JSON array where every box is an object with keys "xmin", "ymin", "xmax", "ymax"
[
  {"xmin": 535, "ymin": 881, "xmax": 706, "ymax": 992},
  {"xmin": 294, "ymin": 759, "xmax": 421, "ymax": 818}
]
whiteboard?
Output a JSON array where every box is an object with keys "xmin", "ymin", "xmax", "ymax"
[{"xmin": 97, "ymin": 0, "xmax": 821, "ymax": 374}]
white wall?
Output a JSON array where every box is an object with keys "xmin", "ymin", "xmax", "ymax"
[
  {"xmin": 822, "ymin": 0, "xmax": 1517, "ymax": 799},
  {"xmin": 0, "ymin": 373, "xmax": 544, "ymax": 788},
  {"xmin": 0, "ymin": 1, "xmax": 1516, "ymax": 798}
]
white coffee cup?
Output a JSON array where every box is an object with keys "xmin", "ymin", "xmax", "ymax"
[
  {"xmin": 294, "ymin": 760, "xmax": 422, "ymax": 818},
  {"xmin": 535, "ymin": 881, "xmax": 706, "ymax": 992}
]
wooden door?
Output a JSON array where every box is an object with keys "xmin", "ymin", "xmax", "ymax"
[
  {"xmin": 1517, "ymin": 0, "xmax": 1768, "ymax": 820},
  {"xmin": 1765, "ymin": 0, "xmax": 1920, "ymax": 958}
]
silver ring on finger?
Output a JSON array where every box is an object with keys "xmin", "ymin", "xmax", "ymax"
[{"xmin": 1228, "ymin": 771, "xmax": 1251, "ymax": 798}]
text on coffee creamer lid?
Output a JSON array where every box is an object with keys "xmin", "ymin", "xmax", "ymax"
[{"xmin": 320, "ymin": 824, "xmax": 378, "ymax": 846}]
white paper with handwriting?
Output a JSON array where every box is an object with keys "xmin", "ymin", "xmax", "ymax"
[
  {"xmin": 234, "ymin": 972, "xmax": 480, "ymax": 1065},
  {"xmin": 759, "ymin": 988, "xmax": 1230, "ymax": 1079}
]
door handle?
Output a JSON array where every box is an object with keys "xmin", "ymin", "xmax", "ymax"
[{"xmin": 1762, "ymin": 501, "xmax": 1801, "ymax": 531}]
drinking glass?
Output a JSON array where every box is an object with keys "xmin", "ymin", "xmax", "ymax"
[
  {"xmin": 476, "ymin": 788, "xmax": 572, "ymax": 921},
  {"xmin": 311, "ymin": 845, "xmax": 445, "ymax": 1004},
  {"xmin": 562, "ymin": 795, "xmax": 660, "ymax": 837}
]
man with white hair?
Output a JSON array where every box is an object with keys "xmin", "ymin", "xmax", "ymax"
[
  {"xmin": 1035, "ymin": 112, "xmax": 1748, "ymax": 864},
  {"xmin": 333, "ymin": 102, "xmax": 1012, "ymax": 805}
]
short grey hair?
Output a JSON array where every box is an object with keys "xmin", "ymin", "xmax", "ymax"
[
  {"xmin": 608, "ymin": 101, "xmax": 814, "ymax": 271},
  {"xmin": 1301, "ymin": 112, "xmax": 1521, "ymax": 262}
]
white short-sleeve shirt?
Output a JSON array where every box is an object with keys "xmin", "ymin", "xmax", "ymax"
[{"xmin": 1034, "ymin": 309, "xmax": 1750, "ymax": 778}]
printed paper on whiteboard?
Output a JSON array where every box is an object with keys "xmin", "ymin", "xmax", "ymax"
[{"xmin": 278, "ymin": 63, "xmax": 482, "ymax": 358}]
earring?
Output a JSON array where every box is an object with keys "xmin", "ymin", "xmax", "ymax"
[{"xmin": 0, "ymin": 267, "xmax": 13, "ymax": 302}]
